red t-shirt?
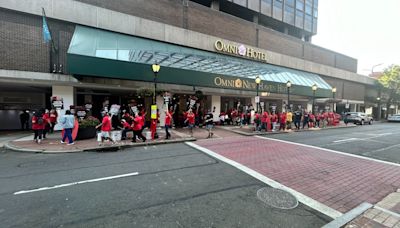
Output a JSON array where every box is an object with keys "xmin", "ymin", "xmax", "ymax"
[
  {"xmin": 49, "ymin": 112, "xmax": 58, "ymax": 123},
  {"xmin": 187, "ymin": 113, "xmax": 195, "ymax": 124},
  {"xmin": 122, "ymin": 121, "xmax": 131, "ymax": 129},
  {"xmin": 32, "ymin": 115, "xmax": 45, "ymax": 130},
  {"xmin": 280, "ymin": 113, "xmax": 286, "ymax": 123},
  {"xmin": 271, "ymin": 114, "xmax": 277, "ymax": 122},
  {"xmin": 101, "ymin": 116, "xmax": 112, "ymax": 131},
  {"xmin": 132, "ymin": 116, "xmax": 143, "ymax": 131},
  {"xmin": 255, "ymin": 113, "xmax": 260, "ymax": 121},
  {"xmin": 165, "ymin": 111, "xmax": 172, "ymax": 126}
]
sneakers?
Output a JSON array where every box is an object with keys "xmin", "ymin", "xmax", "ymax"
[
  {"xmin": 37, "ymin": 139, "xmax": 41, "ymax": 144},
  {"xmin": 60, "ymin": 140, "xmax": 65, "ymax": 144},
  {"xmin": 67, "ymin": 142, "xmax": 74, "ymax": 145}
]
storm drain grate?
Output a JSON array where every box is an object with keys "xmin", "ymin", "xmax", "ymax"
[{"xmin": 257, "ymin": 187, "xmax": 299, "ymax": 210}]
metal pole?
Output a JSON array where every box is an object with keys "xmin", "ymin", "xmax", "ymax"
[
  {"xmin": 256, "ymin": 84, "xmax": 259, "ymax": 113},
  {"xmin": 312, "ymin": 90, "xmax": 315, "ymax": 114},
  {"xmin": 153, "ymin": 73, "xmax": 157, "ymax": 104},
  {"xmin": 332, "ymin": 92, "xmax": 335, "ymax": 112},
  {"xmin": 287, "ymin": 87, "xmax": 290, "ymax": 111}
]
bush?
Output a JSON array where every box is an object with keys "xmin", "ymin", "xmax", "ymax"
[{"xmin": 79, "ymin": 116, "xmax": 100, "ymax": 128}]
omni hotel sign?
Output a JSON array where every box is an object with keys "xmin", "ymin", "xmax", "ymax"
[
  {"xmin": 214, "ymin": 40, "xmax": 268, "ymax": 62},
  {"xmin": 214, "ymin": 76, "xmax": 285, "ymax": 94}
]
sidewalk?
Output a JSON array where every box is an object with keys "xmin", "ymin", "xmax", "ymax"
[
  {"xmin": 5, "ymin": 129, "xmax": 195, "ymax": 153},
  {"xmin": 219, "ymin": 121, "xmax": 356, "ymax": 136}
]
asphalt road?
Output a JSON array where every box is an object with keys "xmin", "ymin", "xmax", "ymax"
[
  {"xmin": 265, "ymin": 122, "xmax": 400, "ymax": 163},
  {"xmin": 0, "ymin": 143, "xmax": 330, "ymax": 228}
]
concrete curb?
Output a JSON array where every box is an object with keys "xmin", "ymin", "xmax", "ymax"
[
  {"xmin": 322, "ymin": 202, "xmax": 373, "ymax": 228},
  {"xmin": 5, "ymin": 137, "xmax": 196, "ymax": 154}
]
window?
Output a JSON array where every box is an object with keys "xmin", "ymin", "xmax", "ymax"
[
  {"xmin": 305, "ymin": 3, "xmax": 312, "ymax": 15},
  {"xmin": 304, "ymin": 14, "xmax": 312, "ymax": 31},
  {"xmin": 233, "ymin": 0, "xmax": 247, "ymax": 7},
  {"xmin": 296, "ymin": 0, "xmax": 304, "ymax": 10},
  {"xmin": 273, "ymin": 0, "xmax": 283, "ymax": 20},
  {"xmin": 284, "ymin": 4, "xmax": 295, "ymax": 25},
  {"xmin": 295, "ymin": 9, "xmax": 304, "ymax": 28},
  {"xmin": 313, "ymin": 8, "xmax": 318, "ymax": 18},
  {"xmin": 286, "ymin": 0, "xmax": 295, "ymax": 7},
  {"xmin": 261, "ymin": 0, "xmax": 272, "ymax": 16}
]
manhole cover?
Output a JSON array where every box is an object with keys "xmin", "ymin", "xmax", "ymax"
[{"xmin": 257, "ymin": 187, "xmax": 298, "ymax": 209}]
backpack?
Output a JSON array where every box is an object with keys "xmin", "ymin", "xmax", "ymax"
[{"xmin": 37, "ymin": 116, "xmax": 44, "ymax": 125}]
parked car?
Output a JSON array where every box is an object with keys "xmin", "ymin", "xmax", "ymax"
[
  {"xmin": 344, "ymin": 112, "xmax": 373, "ymax": 125},
  {"xmin": 387, "ymin": 114, "xmax": 400, "ymax": 122}
]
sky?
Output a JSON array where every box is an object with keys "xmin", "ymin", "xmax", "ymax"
[{"xmin": 312, "ymin": 0, "xmax": 400, "ymax": 76}]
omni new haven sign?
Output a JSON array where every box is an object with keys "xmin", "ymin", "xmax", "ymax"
[{"xmin": 214, "ymin": 40, "xmax": 268, "ymax": 62}]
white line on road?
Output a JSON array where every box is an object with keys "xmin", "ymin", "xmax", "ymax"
[
  {"xmin": 333, "ymin": 138, "xmax": 359, "ymax": 143},
  {"xmin": 13, "ymin": 172, "xmax": 139, "ymax": 195},
  {"xmin": 185, "ymin": 142, "xmax": 343, "ymax": 219}
]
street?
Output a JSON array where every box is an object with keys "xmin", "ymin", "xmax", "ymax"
[{"xmin": 0, "ymin": 143, "xmax": 329, "ymax": 228}]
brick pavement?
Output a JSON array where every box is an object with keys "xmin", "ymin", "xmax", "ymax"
[{"xmin": 194, "ymin": 136, "xmax": 400, "ymax": 214}]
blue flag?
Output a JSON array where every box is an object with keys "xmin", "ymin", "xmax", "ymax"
[{"xmin": 42, "ymin": 10, "xmax": 51, "ymax": 43}]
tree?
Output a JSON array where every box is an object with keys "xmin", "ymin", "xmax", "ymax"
[{"xmin": 378, "ymin": 65, "xmax": 400, "ymax": 118}]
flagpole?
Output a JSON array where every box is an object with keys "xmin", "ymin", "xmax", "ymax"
[{"xmin": 42, "ymin": 8, "xmax": 57, "ymax": 73}]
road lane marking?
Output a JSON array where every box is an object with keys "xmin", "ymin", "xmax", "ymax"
[
  {"xmin": 13, "ymin": 172, "xmax": 139, "ymax": 195},
  {"xmin": 255, "ymin": 136, "xmax": 400, "ymax": 167},
  {"xmin": 333, "ymin": 138, "xmax": 359, "ymax": 143},
  {"xmin": 185, "ymin": 142, "xmax": 343, "ymax": 219},
  {"xmin": 363, "ymin": 144, "xmax": 400, "ymax": 155}
]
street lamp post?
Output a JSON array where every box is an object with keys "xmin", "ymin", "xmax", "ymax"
[
  {"xmin": 286, "ymin": 81, "xmax": 291, "ymax": 111},
  {"xmin": 255, "ymin": 76, "xmax": 261, "ymax": 113},
  {"xmin": 377, "ymin": 97, "xmax": 381, "ymax": 121},
  {"xmin": 151, "ymin": 62, "xmax": 160, "ymax": 104},
  {"xmin": 332, "ymin": 87, "xmax": 337, "ymax": 112},
  {"xmin": 312, "ymin": 84, "xmax": 318, "ymax": 114}
]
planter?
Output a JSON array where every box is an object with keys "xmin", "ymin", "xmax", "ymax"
[{"xmin": 76, "ymin": 126, "xmax": 97, "ymax": 140}]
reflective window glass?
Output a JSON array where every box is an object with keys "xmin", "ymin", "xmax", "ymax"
[
  {"xmin": 284, "ymin": 5, "xmax": 295, "ymax": 25},
  {"xmin": 304, "ymin": 14, "xmax": 312, "ymax": 31},
  {"xmin": 295, "ymin": 9, "xmax": 304, "ymax": 28},
  {"xmin": 305, "ymin": 3, "xmax": 312, "ymax": 15},
  {"xmin": 313, "ymin": 8, "xmax": 318, "ymax": 18},
  {"xmin": 273, "ymin": 0, "xmax": 283, "ymax": 20},
  {"xmin": 286, "ymin": 0, "xmax": 295, "ymax": 7},
  {"xmin": 296, "ymin": 0, "xmax": 304, "ymax": 10},
  {"xmin": 261, "ymin": 0, "xmax": 272, "ymax": 16}
]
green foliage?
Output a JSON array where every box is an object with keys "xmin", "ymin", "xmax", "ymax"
[
  {"xmin": 378, "ymin": 65, "xmax": 400, "ymax": 93},
  {"xmin": 79, "ymin": 116, "xmax": 100, "ymax": 128}
]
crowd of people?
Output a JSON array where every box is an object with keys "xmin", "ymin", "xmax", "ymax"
[{"xmin": 30, "ymin": 108, "xmax": 58, "ymax": 144}]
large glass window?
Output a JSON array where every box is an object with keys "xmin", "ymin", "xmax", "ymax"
[
  {"xmin": 261, "ymin": 0, "xmax": 272, "ymax": 16},
  {"xmin": 273, "ymin": 0, "xmax": 283, "ymax": 20},
  {"xmin": 304, "ymin": 14, "xmax": 312, "ymax": 31},
  {"xmin": 295, "ymin": 9, "xmax": 304, "ymax": 28},
  {"xmin": 286, "ymin": 0, "xmax": 295, "ymax": 7},
  {"xmin": 283, "ymin": 4, "xmax": 295, "ymax": 25},
  {"xmin": 313, "ymin": 8, "xmax": 318, "ymax": 18},
  {"xmin": 305, "ymin": 3, "xmax": 312, "ymax": 15},
  {"xmin": 313, "ymin": 19, "xmax": 317, "ymax": 33},
  {"xmin": 296, "ymin": 0, "xmax": 304, "ymax": 10}
]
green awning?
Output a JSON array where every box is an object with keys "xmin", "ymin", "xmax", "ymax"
[{"xmin": 67, "ymin": 25, "xmax": 332, "ymax": 97}]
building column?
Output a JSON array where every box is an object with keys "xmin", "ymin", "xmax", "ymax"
[
  {"xmin": 211, "ymin": 95, "xmax": 221, "ymax": 122},
  {"xmin": 211, "ymin": 0, "xmax": 220, "ymax": 10},
  {"xmin": 52, "ymin": 85, "xmax": 75, "ymax": 131}
]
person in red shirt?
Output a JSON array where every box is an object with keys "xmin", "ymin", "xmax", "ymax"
[
  {"xmin": 131, "ymin": 112, "xmax": 146, "ymax": 143},
  {"xmin": 32, "ymin": 110, "xmax": 45, "ymax": 144},
  {"xmin": 42, "ymin": 109, "xmax": 52, "ymax": 139},
  {"xmin": 49, "ymin": 109, "xmax": 58, "ymax": 133},
  {"xmin": 96, "ymin": 112, "xmax": 115, "ymax": 146},
  {"xmin": 120, "ymin": 119, "xmax": 132, "ymax": 140},
  {"xmin": 254, "ymin": 111, "xmax": 261, "ymax": 131},
  {"xmin": 185, "ymin": 109, "xmax": 195, "ymax": 137},
  {"xmin": 270, "ymin": 112, "xmax": 278, "ymax": 131},
  {"xmin": 164, "ymin": 110, "xmax": 172, "ymax": 139},
  {"xmin": 309, "ymin": 113, "xmax": 315, "ymax": 128},
  {"xmin": 279, "ymin": 112, "xmax": 287, "ymax": 131}
]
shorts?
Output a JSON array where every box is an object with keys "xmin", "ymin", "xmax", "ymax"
[
  {"xmin": 101, "ymin": 131, "xmax": 110, "ymax": 138},
  {"xmin": 188, "ymin": 124, "xmax": 194, "ymax": 129},
  {"xmin": 206, "ymin": 124, "xmax": 213, "ymax": 129}
]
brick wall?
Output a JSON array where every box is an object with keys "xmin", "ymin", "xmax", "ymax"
[{"xmin": 0, "ymin": 8, "xmax": 75, "ymax": 73}]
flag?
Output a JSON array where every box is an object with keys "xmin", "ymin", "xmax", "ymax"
[{"xmin": 42, "ymin": 8, "xmax": 52, "ymax": 43}]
